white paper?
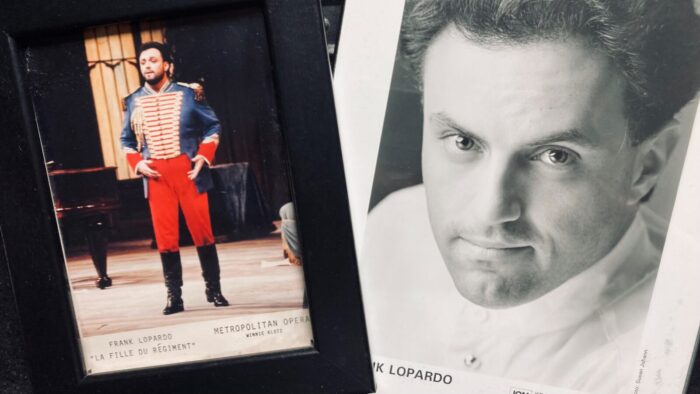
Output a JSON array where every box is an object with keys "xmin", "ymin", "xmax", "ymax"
[{"xmin": 334, "ymin": 1, "xmax": 700, "ymax": 393}]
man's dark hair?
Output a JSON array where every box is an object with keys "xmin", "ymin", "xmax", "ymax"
[
  {"xmin": 138, "ymin": 41, "xmax": 173, "ymax": 63},
  {"xmin": 401, "ymin": 0, "xmax": 700, "ymax": 143}
]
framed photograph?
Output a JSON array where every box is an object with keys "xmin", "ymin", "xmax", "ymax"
[
  {"xmin": 0, "ymin": 0, "xmax": 374, "ymax": 392},
  {"xmin": 334, "ymin": 0, "xmax": 700, "ymax": 393}
]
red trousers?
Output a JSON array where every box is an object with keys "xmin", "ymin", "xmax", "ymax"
[{"xmin": 148, "ymin": 155, "xmax": 214, "ymax": 252}]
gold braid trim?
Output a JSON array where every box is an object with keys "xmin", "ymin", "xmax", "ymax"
[{"xmin": 130, "ymin": 105, "xmax": 145, "ymax": 153}]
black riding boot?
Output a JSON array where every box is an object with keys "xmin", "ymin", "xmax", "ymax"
[
  {"xmin": 160, "ymin": 251, "xmax": 184, "ymax": 315},
  {"xmin": 196, "ymin": 244, "xmax": 229, "ymax": 307}
]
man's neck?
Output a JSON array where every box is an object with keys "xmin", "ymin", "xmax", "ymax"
[{"xmin": 148, "ymin": 76, "xmax": 170, "ymax": 93}]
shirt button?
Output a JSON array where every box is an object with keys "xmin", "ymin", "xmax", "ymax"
[{"xmin": 464, "ymin": 354, "xmax": 481, "ymax": 369}]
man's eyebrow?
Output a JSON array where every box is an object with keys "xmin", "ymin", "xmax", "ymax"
[
  {"xmin": 525, "ymin": 128, "xmax": 595, "ymax": 148},
  {"xmin": 431, "ymin": 112, "xmax": 596, "ymax": 149},
  {"xmin": 429, "ymin": 112, "xmax": 488, "ymax": 148}
]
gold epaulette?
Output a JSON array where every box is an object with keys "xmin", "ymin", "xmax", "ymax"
[{"xmin": 177, "ymin": 82, "xmax": 206, "ymax": 102}]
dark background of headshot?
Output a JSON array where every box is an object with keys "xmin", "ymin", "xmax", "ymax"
[
  {"xmin": 24, "ymin": 5, "xmax": 291, "ymax": 243},
  {"xmin": 367, "ymin": 48, "xmax": 423, "ymax": 211}
]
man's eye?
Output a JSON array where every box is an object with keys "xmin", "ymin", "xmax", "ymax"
[
  {"xmin": 453, "ymin": 135, "xmax": 476, "ymax": 151},
  {"xmin": 439, "ymin": 133, "xmax": 482, "ymax": 158},
  {"xmin": 533, "ymin": 148, "xmax": 578, "ymax": 166}
]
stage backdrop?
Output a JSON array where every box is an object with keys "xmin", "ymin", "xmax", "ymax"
[{"xmin": 24, "ymin": 6, "xmax": 292, "ymax": 246}]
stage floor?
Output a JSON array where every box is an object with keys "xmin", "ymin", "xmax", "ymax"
[{"xmin": 65, "ymin": 235, "xmax": 306, "ymax": 337}]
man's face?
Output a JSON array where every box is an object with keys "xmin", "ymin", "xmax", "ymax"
[
  {"xmin": 422, "ymin": 26, "xmax": 646, "ymax": 308},
  {"xmin": 139, "ymin": 48, "xmax": 169, "ymax": 85}
]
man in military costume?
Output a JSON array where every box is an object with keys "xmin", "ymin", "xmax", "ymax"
[{"xmin": 120, "ymin": 41, "xmax": 229, "ymax": 315}]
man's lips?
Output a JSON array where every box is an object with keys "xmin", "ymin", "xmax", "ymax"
[
  {"xmin": 455, "ymin": 237, "xmax": 531, "ymax": 261},
  {"xmin": 463, "ymin": 237, "xmax": 528, "ymax": 249}
]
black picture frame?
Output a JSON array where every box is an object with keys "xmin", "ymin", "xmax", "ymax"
[{"xmin": 0, "ymin": 0, "xmax": 374, "ymax": 393}]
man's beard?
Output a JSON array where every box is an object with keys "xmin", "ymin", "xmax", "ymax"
[{"xmin": 145, "ymin": 72, "xmax": 165, "ymax": 86}]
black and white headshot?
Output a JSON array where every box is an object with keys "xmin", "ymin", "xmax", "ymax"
[{"xmin": 361, "ymin": 0, "xmax": 700, "ymax": 392}]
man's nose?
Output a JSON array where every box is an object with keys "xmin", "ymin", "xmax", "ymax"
[{"xmin": 470, "ymin": 157, "xmax": 522, "ymax": 226}]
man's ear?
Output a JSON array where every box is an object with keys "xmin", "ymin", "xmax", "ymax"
[{"xmin": 629, "ymin": 119, "xmax": 680, "ymax": 204}]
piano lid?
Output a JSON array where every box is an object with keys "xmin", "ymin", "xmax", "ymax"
[{"xmin": 48, "ymin": 167, "xmax": 120, "ymax": 216}]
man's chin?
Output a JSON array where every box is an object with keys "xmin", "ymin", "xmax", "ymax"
[
  {"xmin": 145, "ymin": 75, "xmax": 164, "ymax": 85},
  {"xmin": 451, "ymin": 271, "xmax": 536, "ymax": 309}
]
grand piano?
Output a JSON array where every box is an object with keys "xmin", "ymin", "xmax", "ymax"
[{"xmin": 48, "ymin": 166, "xmax": 120, "ymax": 289}]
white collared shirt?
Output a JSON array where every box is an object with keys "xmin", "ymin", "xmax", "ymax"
[{"xmin": 361, "ymin": 185, "xmax": 665, "ymax": 393}]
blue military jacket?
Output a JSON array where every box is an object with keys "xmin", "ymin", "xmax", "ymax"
[{"xmin": 120, "ymin": 81, "xmax": 221, "ymax": 195}]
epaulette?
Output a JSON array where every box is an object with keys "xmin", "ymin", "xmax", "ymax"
[
  {"xmin": 121, "ymin": 88, "xmax": 141, "ymax": 111},
  {"xmin": 177, "ymin": 82, "xmax": 206, "ymax": 102}
]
